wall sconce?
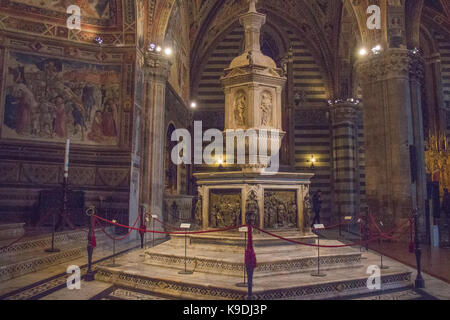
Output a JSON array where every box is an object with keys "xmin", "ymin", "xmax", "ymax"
[{"xmin": 310, "ymin": 155, "xmax": 317, "ymax": 169}]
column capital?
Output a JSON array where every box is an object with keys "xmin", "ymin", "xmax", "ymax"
[
  {"xmin": 144, "ymin": 52, "xmax": 172, "ymax": 82},
  {"xmin": 356, "ymin": 49, "xmax": 424, "ymax": 84},
  {"xmin": 328, "ymin": 99, "xmax": 360, "ymax": 124}
]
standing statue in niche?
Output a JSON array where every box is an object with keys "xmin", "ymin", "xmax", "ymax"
[
  {"xmin": 287, "ymin": 200, "xmax": 297, "ymax": 227},
  {"xmin": 234, "ymin": 91, "xmax": 247, "ymax": 126},
  {"xmin": 260, "ymin": 91, "xmax": 272, "ymax": 126},
  {"xmin": 194, "ymin": 195, "xmax": 203, "ymax": 228},
  {"xmin": 303, "ymin": 194, "xmax": 312, "ymax": 233},
  {"xmin": 246, "ymin": 190, "xmax": 260, "ymax": 227}
]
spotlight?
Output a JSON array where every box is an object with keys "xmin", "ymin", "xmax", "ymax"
[
  {"xmin": 372, "ymin": 45, "xmax": 382, "ymax": 54},
  {"xmin": 156, "ymin": 46, "xmax": 162, "ymax": 52},
  {"xmin": 164, "ymin": 47, "xmax": 173, "ymax": 56},
  {"xmin": 310, "ymin": 155, "xmax": 317, "ymax": 169},
  {"xmin": 148, "ymin": 43, "xmax": 156, "ymax": 52},
  {"xmin": 411, "ymin": 47, "xmax": 420, "ymax": 55},
  {"xmin": 359, "ymin": 48, "xmax": 368, "ymax": 56},
  {"xmin": 94, "ymin": 36, "xmax": 103, "ymax": 46},
  {"xmin": 190, "ymin": 101, "xmax": 197, "ymax": 109}
]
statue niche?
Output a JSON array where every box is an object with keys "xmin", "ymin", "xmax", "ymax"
[
  {"xmin": 194, "ymin": 194, "xmax": 203, "ymax": 229},
  {"xmin": 260, "ymin": 91, "xmax": 273, "ymax": 126},
  {"xmin": 234, "ymin": 90, "xmax": 247, "ymax": 127},
  {"xmin": 245, "ymin": 189, "xmax": 260, "ymax": 227}
]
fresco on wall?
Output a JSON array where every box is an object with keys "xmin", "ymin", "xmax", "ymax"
[
  {"xmin": 2, "ymin": 51, "xmax": 122, "ymax": 145},
  {"xmin": 8, "ymin": 0, "xmax": 113, "ymax": 19},
  {"xmin": 165, "ymin": 0, "xmax": 190, "ymax": 104}
]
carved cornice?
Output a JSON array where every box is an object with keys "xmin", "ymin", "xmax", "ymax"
[
  {"xmin": 356, "ymin": 49, "xmax": 424, "ymax": 84},
  {"xmin": 329, "ymin": 101, "xmax": 360, "ymax": 125},
  {"xmin": 144, "ymin": 52, "xmax": 172, "ymax": 82}
]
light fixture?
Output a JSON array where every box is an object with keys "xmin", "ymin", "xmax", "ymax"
[
  {"xmin": 94, "ymin": 36, "xmax": 103, "ymax": 46},
  {"xmin": 156, "ymin": 46, "xmax": 162, "ymax": 52},
  {"xmin": 359, "ymin": 48, "xmax": 368, "ymax": 56},
  {"xmin": 411, "ymin": 47, "xmax": 420, "ymax": 55},
  {"xmin": 371, "ymin": 45, "xmax": 382, "ymax": 55},
  {"xmin": 310, "ymin": 155, "xmax": 316, "ymax": 169},
  {"xmin": 190, "ymin": 101, "xmax": 197, "ymax": 109},
  {"xmin": 164, "ymin": 47, "xmax": 173, "ymax": 56},
  {"xmin": 148, "ymin": 43, "xmax": 156, "ymax": 52}
]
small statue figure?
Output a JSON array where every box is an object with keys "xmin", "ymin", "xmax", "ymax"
[
  {"xmin": 303, "ymin": 194, "xmax": 312, "ymax": 233},
  {"xmin": 234, "ymin": 91, "xmax": 247, "ymax": 126},
  {"xmin": 246, "ymin": 190, "xmax": 259, "ymax": 226},
  {"xmin": 194, "ymin": 195, "xmax": 203, "ymax": 228}
]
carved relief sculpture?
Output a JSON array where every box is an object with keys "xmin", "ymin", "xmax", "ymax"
[
  {"xmin": 209, "ymin": 192, "xmax": 241, "ymax": 228},
  {"xmin": 260, "ymin": 91, "xmax": 272, "ymax": 126},
  {"xmin": 234, "ymin": 90, "xmax": 247, "ymax": 126},
  {"xmin": 264, "ymin": 191, "xmax": 297, "ymax": 228}
]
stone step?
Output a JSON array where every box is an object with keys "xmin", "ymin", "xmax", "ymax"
[
  {"xmin": 95, "ymin": 258, "xmax": 412, "ymax": 300},
  {"xmin": 170, "ymin": 230, "xmax": 317, "ymax": 248},
  {"xmin": 145, "ymin": 250, "xmax": 362, "ymax": 277},
  {"xmin": 0, "ymin": 229, "xmax": 128, "ymax": 282}
]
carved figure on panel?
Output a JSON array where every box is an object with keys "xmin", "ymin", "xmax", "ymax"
[
  {"xmin": 234, "ymin": 90, "xmax": 247, "ymax": 126},
  {"xmin": 194, "ymin": 195, "xmax": 203, "ymax": 228},
  {"xmin": 260, "ymin": 91, "xmax": 272, "ymax": 126},
  {"xmin": 303, "ymin": 194, "xmax": 312, "ymax": 232},
  {"xmin": 264, "ymin": 191, "xmax": 297, "ymax": 228},
  {"xmin": 209, "ymin": 192, "xmax": 241, "ymax": 228},
  {"xmin": 246, "ymin": 189, "xmax": 260, "ymax": 227}
]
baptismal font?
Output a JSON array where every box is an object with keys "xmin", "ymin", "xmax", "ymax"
[{"xmin": 193, "ymin": 0, "xmax": 313, "ymax": 233}]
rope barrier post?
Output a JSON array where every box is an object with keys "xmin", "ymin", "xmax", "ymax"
[
  {"xmin": 107, "ymin": 220, "xmax": 120, "ymax": 268},
  {"xmin": 377, "ymin": 220, "xmax": 389, "ymax": 270},
  {"xmin": 139, "ymin": 206, "xmax": 145, "ymax": 249},
  {"xmin": 311, "ymin": 224, "xmax": 326, "ymax": 277},
  {"xmin": 85, "ymin": 206, "xmax": 96, "ymax": 282},
  {"xmin": 179, "ymin": 223, "xmax": 193, "ymax": 275},
  {"xmin": 236, "ymin": 226, "xmax": 248, "ymax": 288},
  {"xmin": 44, "ymin": 207, "xmax": 60, "ymax": 253},
  {"xmin": 152, "ymin": 215, "xmax": 158, "ymax": 248},
  {"xmin": 413, "ymin": 209, "xmax": 425, "ymax": 289}
]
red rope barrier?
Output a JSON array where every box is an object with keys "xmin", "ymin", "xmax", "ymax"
[
  {"xmin": 253, "ymin": 226, "xmax": 379, "ymax": 248},
  {"xmin": 153, "ymin": 217, "xmax": 184, "ymax": 231},
  {"xmin": 95, "ymin": 214, "xmax": 141, "ymax": 242},
  {"xmin": 94, "ymin": 215, "xmax": 244, "ymax": 235},
  {"xmin": 0, "ymin": 234, "xmax": 27, "ymax": 251}
]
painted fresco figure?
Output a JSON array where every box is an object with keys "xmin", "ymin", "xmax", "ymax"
[
  {"xmin": 53, "ymin": 96, "xmax": 67, "ymax": 138},
  {"xmin": 102, "ymin": 99, "xmax": 117, "ymax": 137},
  {"xmin": 88, "ymin": 111, "xmax": 104, "ymax": 142}
]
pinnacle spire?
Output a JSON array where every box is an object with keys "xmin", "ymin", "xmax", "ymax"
[{"xmin": 248, "ymin": 0, "xmax": 258, "ymax": 13}]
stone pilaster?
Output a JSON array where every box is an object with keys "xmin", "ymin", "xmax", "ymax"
[
  {"xmin": 330, "ymin": 100, "xmax": 360, "ymax": 219},
  {"xmin": 357, "ymin": 49, "xmax": 427, "ymax": 227},
  {"xmin": 141, "ymin": 52, "xmax": 172, "ymax": 221}
]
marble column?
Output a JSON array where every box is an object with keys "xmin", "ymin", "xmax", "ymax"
[
  {"xmin": 141, "ymin": 52, "xmax": 172, "ymax": 221},
  {"xmin": 330, "ymin": 100, "xmax": 360, "ymax": 219},
  {"xmin": 357, "ymin": 49, "xmax": 426, "ymax": 226}
]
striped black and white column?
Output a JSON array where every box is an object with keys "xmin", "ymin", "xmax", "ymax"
[{"xmin": 329, "ymin": 99, "xmax": 361, "ymax": 221}]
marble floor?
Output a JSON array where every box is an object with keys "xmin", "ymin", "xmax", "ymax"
[{"xmin": 0, "ymin": 235, "xmax": 449, "ymax": 300}]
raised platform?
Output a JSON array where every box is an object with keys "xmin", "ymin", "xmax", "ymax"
[
  {"xmin": 95, "ymin": 231, "xmax": 412, "ymax": 300},
  {"xmin": 0, "ymin": 228, "xmax": 121, "ymax": 282}
]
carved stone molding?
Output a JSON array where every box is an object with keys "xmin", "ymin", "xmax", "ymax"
[
  {"xmin": 144, "ymin": 52, "xmax": 172, "ymax": 83},
  {"xmin": 329, "ymin": 101, "xmax": 360, "ymax": 125},
  {"xmin": 357, "ymin": 49, "xmax": 424, "ymax": 84}
]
